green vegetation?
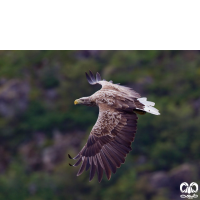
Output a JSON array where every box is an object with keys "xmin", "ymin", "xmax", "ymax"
[{"xmin": 0, "ymin": 50, "xmax": 200, "ymax": 200}]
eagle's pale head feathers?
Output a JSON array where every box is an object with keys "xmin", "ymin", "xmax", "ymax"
[{"xmin": 74, "ymin": 97, "xmax": 95, "ymax": 106}]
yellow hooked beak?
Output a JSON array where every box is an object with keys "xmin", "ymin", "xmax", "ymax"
[{"xmin": 74, "ymin": 99, "xmax": 80, "ymax": 105}]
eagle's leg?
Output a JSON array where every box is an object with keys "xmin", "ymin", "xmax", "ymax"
[{"xmin": 133, "ymin": 109, "xmax": 146, "ymax": 115}]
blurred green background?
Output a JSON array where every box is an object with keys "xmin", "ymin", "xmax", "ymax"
[{"xmin": 0, "ymin": 50, "xmax": 200, "ymax": 200}]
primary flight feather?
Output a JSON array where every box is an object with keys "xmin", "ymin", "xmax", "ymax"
[{"xmin": 70, "ymin": 71, "xmax": 160, "ymax": 182}]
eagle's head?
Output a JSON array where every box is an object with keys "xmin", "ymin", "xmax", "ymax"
[{"xmin": 74, "ymin": 97, "xmax": 95, "ymax": 106}]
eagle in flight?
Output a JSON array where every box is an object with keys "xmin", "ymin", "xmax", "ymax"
[{"xmin": 69, "ymin": 71, "xmax": 160, "ymax": 182}]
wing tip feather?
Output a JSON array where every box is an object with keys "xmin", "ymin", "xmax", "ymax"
[{"xmin": 85, "ymin": 71, "xmax": 102, "ymax": 85}]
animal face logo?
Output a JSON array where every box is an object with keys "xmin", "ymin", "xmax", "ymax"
[{"xmin": 180, "ymin": 182, "xmax": 198, "ymax": 199}]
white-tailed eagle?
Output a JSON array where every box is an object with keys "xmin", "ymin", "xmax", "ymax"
[{"xmin": 69, "ymin": 71, "xmax": 160, "ymax": 182}]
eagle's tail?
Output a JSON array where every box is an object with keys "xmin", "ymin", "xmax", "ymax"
[{"xmin": 137, "ymin": 97, "xmax": 160, "ymax": 115}]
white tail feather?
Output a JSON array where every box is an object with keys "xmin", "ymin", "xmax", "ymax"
[
  {"xmin": 138, "ymin": 97, "xmax": 155, "ymax": 106},
  {"xmin": 137, "ymin": 97, "xmax": 160, "ymax": 115}
]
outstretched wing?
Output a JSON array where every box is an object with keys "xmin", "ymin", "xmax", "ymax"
[
  {"xmin": 71, "ymin": 104, "xmax": 138, "ymax": 182},
  {"xmin": 85, "ymin": 71, "xmax": 160, "ymax": 115},
  {"xmin": 85, "ymin": 71, "xmax": 141, "ymax": 98}
]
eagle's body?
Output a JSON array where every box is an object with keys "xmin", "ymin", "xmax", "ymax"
[{"xmin": 71, "ymin": 71, "xmax": 160, "ymax": 182}]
